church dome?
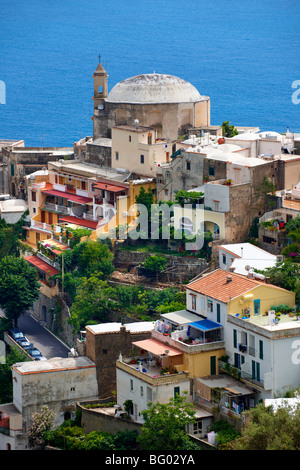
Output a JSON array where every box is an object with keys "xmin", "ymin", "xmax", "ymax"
[{"xmin": 106, "ymin": 73, "xmax": 203, "ymax": 104}]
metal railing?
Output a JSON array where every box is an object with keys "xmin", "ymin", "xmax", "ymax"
[
  {"xmin": 43, "ymin": 202, "xmax": 71, "ymax": 214},
  {"xmin": 36, "ymin": 252, "xmax": 60, "ymax": 271}
]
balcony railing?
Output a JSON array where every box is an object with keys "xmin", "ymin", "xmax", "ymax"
[
  {"xmin": 36, "ymin": 252, "xmax": 61, "ymax": 271},
  {"xmin": 43, "ymin": 202, "xmax": 71, "ymax": 215},
  {"xmin": 219, "ymin": 360, "xmax": 264, "ymax": 388}
]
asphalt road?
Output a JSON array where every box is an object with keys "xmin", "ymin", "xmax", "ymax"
[{"xmin": 17, "ymin": 313, "xmax": 70, "ymax": 359}]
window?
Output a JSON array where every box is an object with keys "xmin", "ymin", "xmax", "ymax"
[
  {"xmin": 140, "ymin": 154, "xmax": 144, "ymax": 164},
  {"xmin": 148, "ymin": 134, "xmax": 152, "ymax": 145},
  {"xmin": 222, "ymin": 254, "xmax": 226, "ymax": 265},
  {"xmin": 186, "ymin": 161, "xmax": 191, "ymax": 171},
  {"xmin": 191, "ymin": 295, "xmax": 197, "ymax": 310},
  {"xmin": 31, "ymin": 191, "xmax": 37, "ymax": 202},
  {"xmin": 129, "ymin": 135, "xmax": 131, "ymax": 142},
  {"xmin": 130, "ymin": 379, "xmax": 133, "ymax": 391},
  {"xmin": 115, "ymin": 152, "xmax": 119, "ymax": 160},
  {"xmin": 217, "ymin": 303, "xmax": 221, "ymax": 323},
  {"xmin": 140, "ymin": 386, "xmax": 144, "ymax": 397},
  {"xmin": 193, "ymin": 420, "xmax": 203, "ymax": 435},
  {"xmin": 214, "ymin": 201, "xmax": 220, "ymax": 211},
  {"xmin": 233, "ymin": 329, "xmax": 237, "ymax": 348},
  {"xmin": 81, "ymin": 180, "xmax": 86, "ymax": 190},
  {"xmin": 209, "ymin": 166, "xmax": 215, "ymax": 176},
  {"xmin": 174, "ymin": 386, "xmax": 180, "ymax": 398},
  {"xmin": 103, "ymin": 349, "xmax": 108, "ymax": 354},
  {"xmin": 259, "ymin": 340, "xmax": 264, "ymax": 360},
  {"xmin": 10, "ymin": 164, "xmax": 14, "ymax": 176},
  {"xmin": 207, "ymin": 299, "xmax": 213, "ymax": 312}
]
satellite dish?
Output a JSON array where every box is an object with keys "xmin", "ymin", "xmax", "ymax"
[{"xmin": 245, "ymin": 265, "xmax": 251, "ymax": 271}]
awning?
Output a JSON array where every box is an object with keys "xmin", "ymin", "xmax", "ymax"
[
  {"xmin": 132, "ymin": 339, "xmax": 182, "ymax": 357},
  {"xmin": 41, "ymin": 189, "xmax": 92, "ymax": 204},
  {"xmin": 92, "ymin": 182, "xmax": 127, "ymax": 192},
  {"xmin": 25, "ymin": 255, "xmax": 60, "ymax": 276},
  {"xmin": 59, "ymin": 216, "xmax": 98, "ymax": 229},
  {"xmin": 161, "ymin": 310, "xmax": 202, "ymax": 325},
  {"xmin": 189, "ymin": 319, "xmax": 222, "ymax": 331}
]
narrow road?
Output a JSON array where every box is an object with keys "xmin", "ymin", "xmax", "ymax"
[{"xmin": 17, "ymin": 313, "xmax": 70, "ymax": 359}]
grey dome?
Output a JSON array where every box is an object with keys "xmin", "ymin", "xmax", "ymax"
[{"xmin": 106, "ymin": 73, "xmax": 203, "ymax": 104}]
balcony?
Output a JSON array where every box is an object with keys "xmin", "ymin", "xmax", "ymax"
[
  {"xmin": 31, "ymin": 219, "xmax": 61, "ymax": 234},
  {"xmin": 116, "ymin": 360, "xmax": 189, "ymax": 387},
  {"xmin": 43, "ymin": 202, "xmax": 71, "ymax": 215},
  {"xmin": 219, "ymin": 360, "xmax": 265, "ymax": 389},
  {"xmin": 36, "ymin": 252, "xmax": 60, "ymax": 271},
  {"xmin": 153, "ymin": 320, "xmax": 225, "ymax": 354}
]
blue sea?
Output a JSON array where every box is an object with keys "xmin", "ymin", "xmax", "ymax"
[{"xmin": 0, "ymin": 0, "xmax": 299, "ymax": 147}]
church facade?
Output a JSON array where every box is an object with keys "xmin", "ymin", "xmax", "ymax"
[{"xmin": 92, "ymin": 61, "xmax": 211, "ymax": 141}]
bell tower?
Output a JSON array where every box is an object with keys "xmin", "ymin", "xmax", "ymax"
[{"xmin": 92, "ymin": 56, "xmax": 108, "ymax": 110}]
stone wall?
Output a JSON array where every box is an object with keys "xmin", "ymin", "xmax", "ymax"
[
  {"xmin": 114, "ymin": 249, "xmax": 209, "ymax": 283},
  {"xmin": 78, "ymin": 401, "xmax": 142, "ymax": 435},
  {"xmin": 85, "ymin": 326, "xmax": 153, "ymax": 398},
  {"xmin": 85, "ymin": 140, "xmax": 112, "ymax": 166}
]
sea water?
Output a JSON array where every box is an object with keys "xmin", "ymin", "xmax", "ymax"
[{"xmin": 0, "ymin": 0, "xmax": 299, "ymax": 146}]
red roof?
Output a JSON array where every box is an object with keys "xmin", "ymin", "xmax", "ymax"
[
  {"xmin": 92, "ymin": 182, "xmax": 127, "ymax": 193},
  {"xmin": 59, "ymin": 215, "xmax": 98, "ymax": 229},
  {"xmin": 25, "ymin": 255, "xmax": 60, "ymax": 276},
  {"xmin": 187, "ymin": 269, "xmax": 289, "ymax": 303},
  {"xmin": 41, "ymin": 188, "xmax": 92, "ymax": 204}
]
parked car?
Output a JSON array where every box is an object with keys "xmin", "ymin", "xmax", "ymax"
[
  {"xmin": 27, "ymin": 347, "xmax": 47, "ymax": 361},
  {"xmin": 16, "ymin": 338, "xmax": 32, "ymax": 350},
  {"xmin": 9, "ymin": 328, "xmax": 26, "ymax": 342}
]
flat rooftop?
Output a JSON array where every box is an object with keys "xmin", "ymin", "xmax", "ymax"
[
  {"xmin": 86, "ymin": 322, "xmax": 155, "ymax": 335},
  {"xmin": 12, "ymin": 356, "xmax": 95, "ymax": 374}
]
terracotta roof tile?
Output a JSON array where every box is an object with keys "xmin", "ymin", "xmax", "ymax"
[{"xmin": 187, "ymin": 269, "xmax": 267, "ymax": 303}]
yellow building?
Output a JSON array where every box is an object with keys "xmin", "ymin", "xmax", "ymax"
[
  {"xmin": 24, "ymin": 159, "xmax": 156, "ymax": 248},
  {"xmin": 186, "ymin": 269, "xmax": 295, "ymax": 320}
]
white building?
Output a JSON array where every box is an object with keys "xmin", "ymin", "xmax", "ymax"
[
  {"xmin": 218, "ymin": 242, "xmax": 278, "ymax": 276},
  {"xmin": 225, "ymin": 312, "xmax": 300, "ymax": 400},
  {"xmin": 0, "ymin": 356, "xmax": 98, "ymax": 450}
]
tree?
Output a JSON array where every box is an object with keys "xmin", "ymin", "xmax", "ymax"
[
  {"xmin": 68, "ymin": 275, "xmax": 116, "ymax": 333},
  {"xmin": 232, "ymin": 402, "xmax": 300, "ymax": 450},
  {"xmin": 0, "ymin": 256, "xmax": 40, "ymax": 327},
  {"xmin": 143, "ymin": 255, "xmax": 168, "ymax": 282},
  {"xmin": 0, "ymin": 346, "xmax": 29, "ymax": 403},
  {"xmin": 221, "ymin": 121, "xmax": 238, "ymax": 138},
  {"xmin": 28, "ymin": 405, "xmax": 55, "ymax": 449},
  {"xmin": 61, "ymin": 239, "xmax": 114, "ymax": 280},
  {"xmin": 259, "ymin": 261, "xmax": 300, "ymax": 303},
  {"xmin": 137, "ymin": 394, "xmax": 199, "ymax": 450}
]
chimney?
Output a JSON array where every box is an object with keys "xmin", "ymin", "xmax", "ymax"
[{"xmin": 226, "ymin": 275, "xmax": 232, "ymax": 283}]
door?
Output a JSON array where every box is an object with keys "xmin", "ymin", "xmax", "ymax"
[
  {"xmin": 254, "ymin": 299, "xmax": 260, "ymax": 315},
  {"xmin": 48, "ymin": 212, "xmax": 53, "ymax": 225},
  {"xmin": 174, "ymin": 386, "xmax": 180, "ymax": 398},
  {"xmin": 210, "ymin": 356, "xmax": 216, "ymax": 375}
]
